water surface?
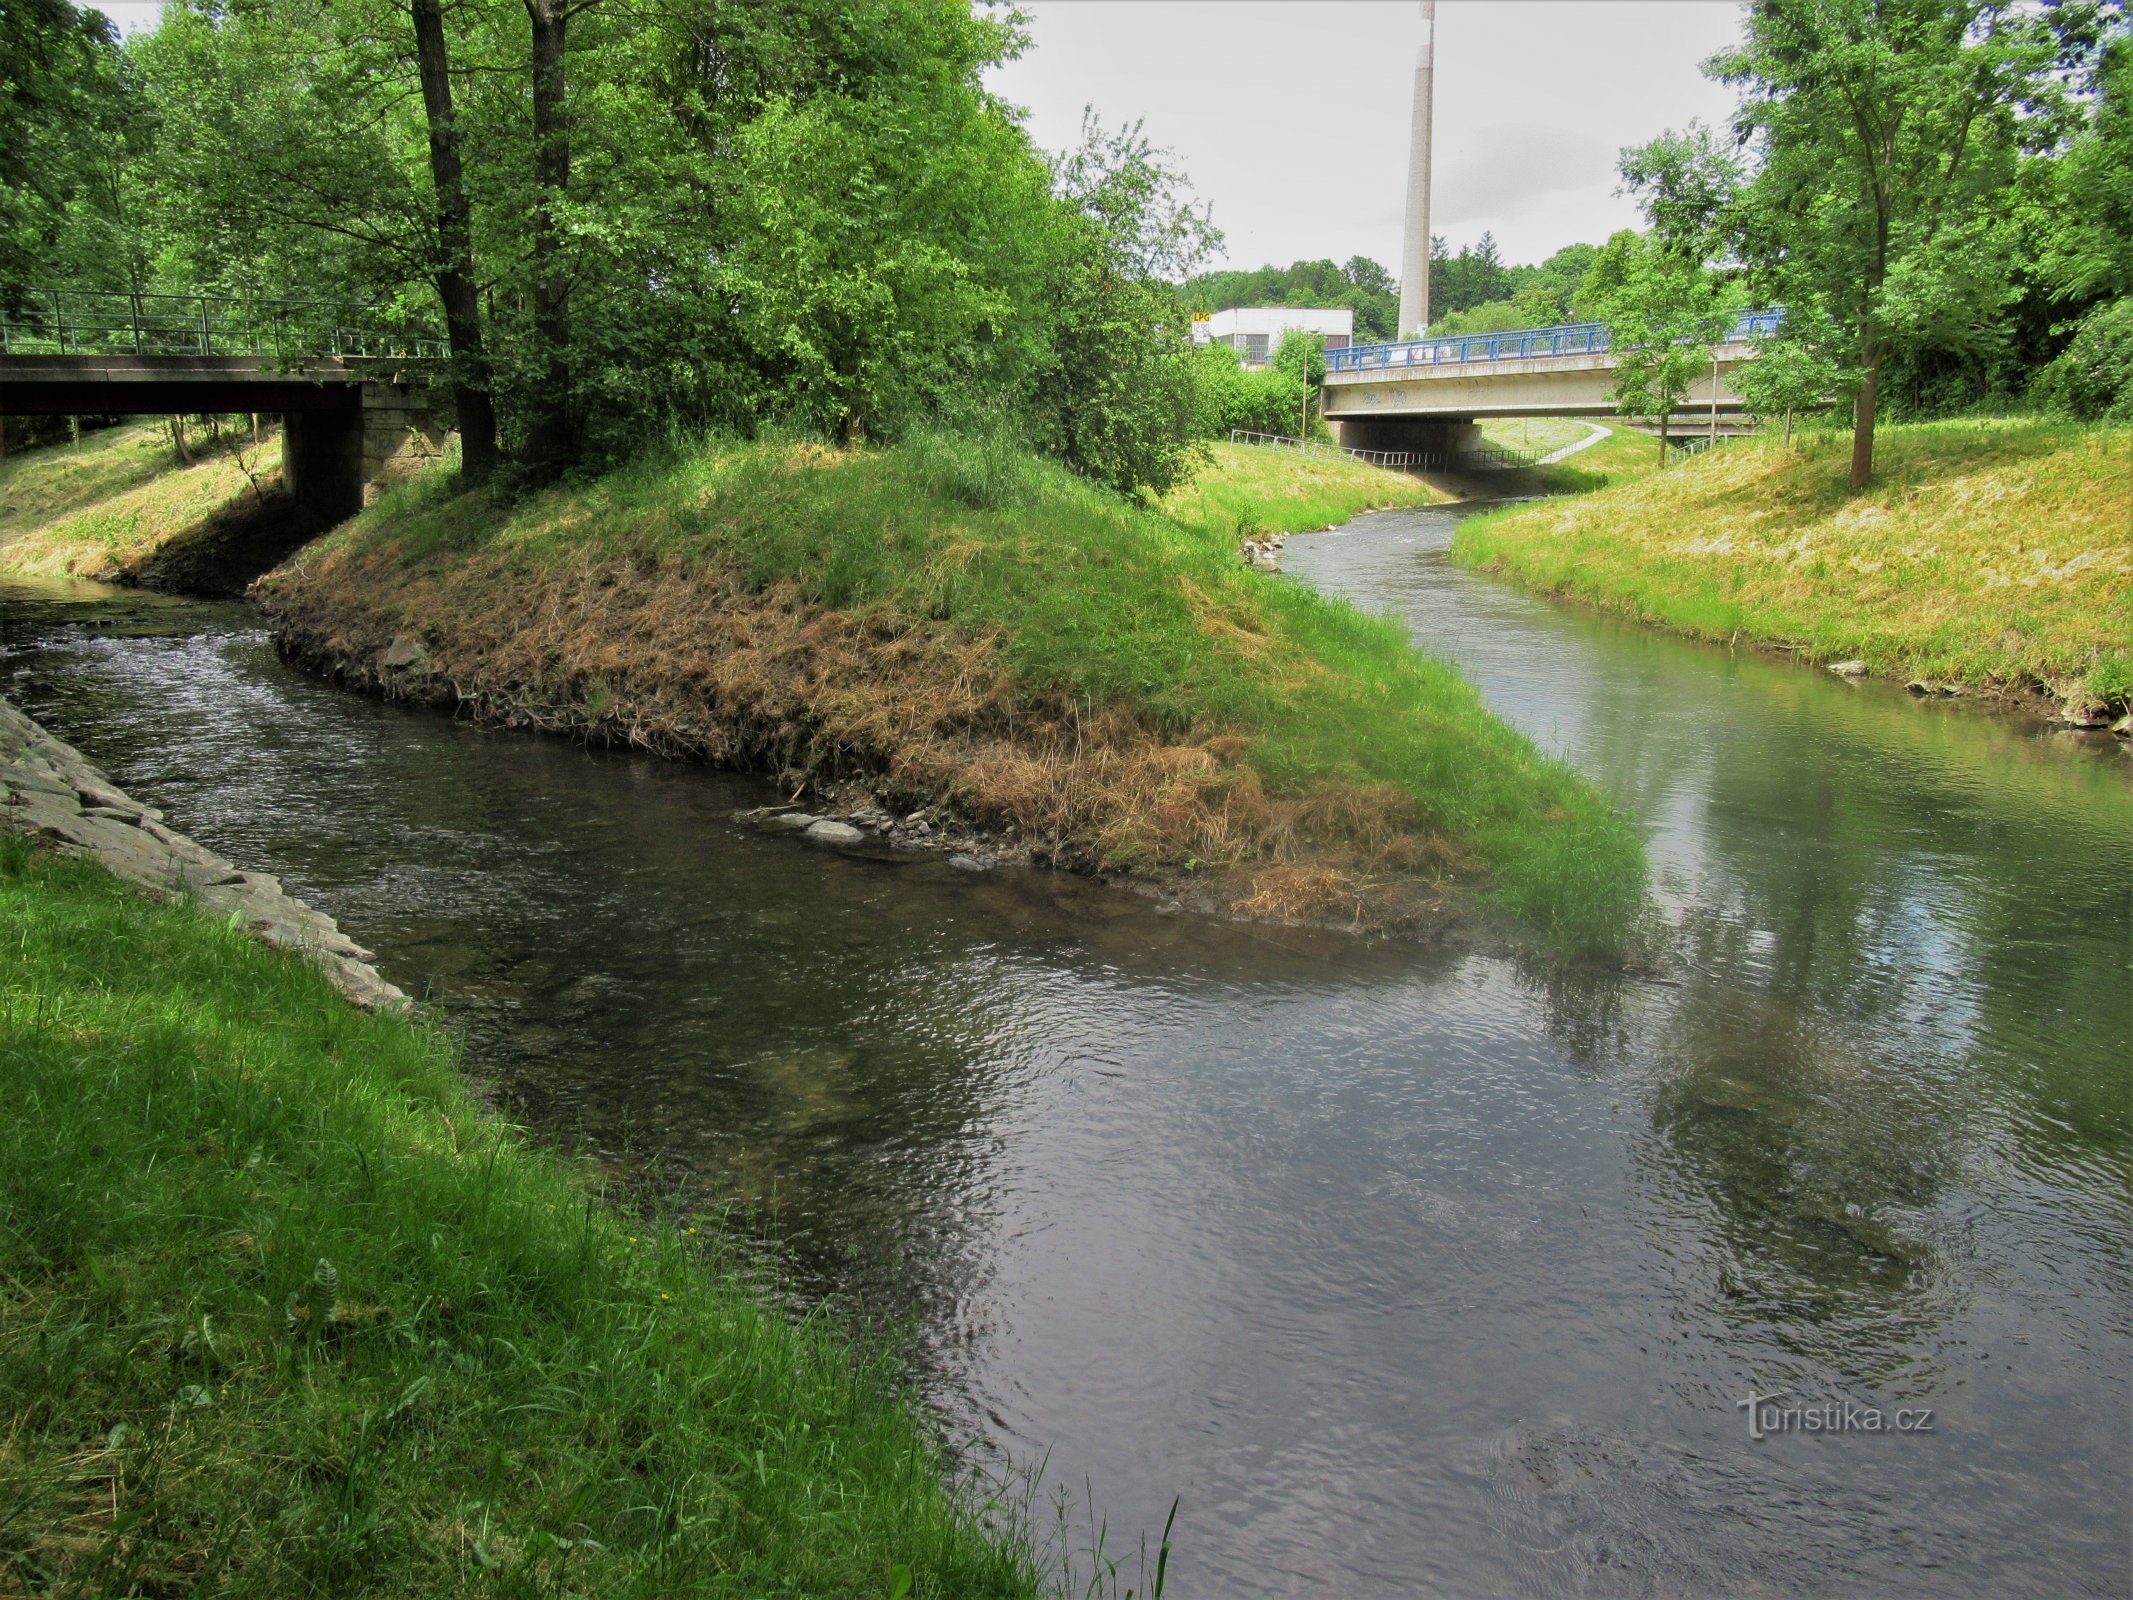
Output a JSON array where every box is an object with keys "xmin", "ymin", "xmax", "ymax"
[{"xmin": 2, "ymin": 504, "xmax": 2126, "ymax": 1597}]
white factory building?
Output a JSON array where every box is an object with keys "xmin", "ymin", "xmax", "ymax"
[{"xmin": 1192, "ymin": 306, "xmax": 1355, "ymax": 370}]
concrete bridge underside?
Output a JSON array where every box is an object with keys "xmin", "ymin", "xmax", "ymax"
[
  {"xmin": 1323, "ymin": 338, "xmax": 1757, "ymax": 453},
  {"xmin": 0, "ymin": 355, "xmax": 447, "ymax": 525}
]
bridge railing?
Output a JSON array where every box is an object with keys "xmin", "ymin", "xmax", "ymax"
[
  {"xmin": 0, "ymin": 289, "xmax": 445, "ymax": 362},
  {"xmin": 1228, "ymin": 429, "xmax": 1539, "ymax": 473},
  {"xmin": 1325, "ymin": 307, "xmax": 1784, "ymax": 375}
]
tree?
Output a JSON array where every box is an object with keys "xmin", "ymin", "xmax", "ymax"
[
  {"xmin": 1037, "ymin": 113, "xmax": 1219, "ymax": 497},
  {"xmin": 1583, "ymin": 230, "xmax": 1737, "ymax": 459},
  {"xmin": 1734, "ymin": 328, "xmax": 1846, "ymax": 442},
  {"xmin": 409, "ymin": 0, "xmax": 499, "ymax": 483},
  {"xmin": 1702, "ymin": 0, "xmax": 2080, "ymax": 490}
]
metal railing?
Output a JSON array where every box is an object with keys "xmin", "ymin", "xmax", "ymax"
[
  {"xmin": 0, "ymin": 289, "xmax": 446, "ymax": 361},
  {"xmin": 1325, "ymin": 307, "xmax": 1784, "ymax": 375},
  {"xmin": 1228, "ymin": 429, "xmax": 1539, "ymax": 473}
]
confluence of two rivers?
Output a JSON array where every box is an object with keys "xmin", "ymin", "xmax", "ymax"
[{"xmin": 3, "ymin": 501, "xmax": 2126, "ymax": 1597}]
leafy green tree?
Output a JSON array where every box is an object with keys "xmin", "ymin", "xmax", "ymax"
[
  {"xmin": 0, "ymin": 0, "xmax": 140, "ymax": 302},
  {"xmin": 1700, "ymin": 0, "xmax": 2083, "ymax": 490},
  {"xmin": 1583, "ymin": 230, "xmax": 1738, "ymax": 458},
  {"xmin": 1734, "ymin": 328, "xmax": 1846, "ymax": 443}
]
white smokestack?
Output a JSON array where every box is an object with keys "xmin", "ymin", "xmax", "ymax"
[{"xmin": 1397, "ymin": 1, "xmax": 1436, "ymax": 340}]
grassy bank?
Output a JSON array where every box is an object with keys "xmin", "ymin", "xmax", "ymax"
[
  {"xmin": 0, "ymin": 836, "xmax": 1036, "ymax": 1596},
  {"xmin": 1157, "ymin": 439, "xmax": 1444, "ymax": 539},
  {"xmin": 257, "ymin": 432, "xmax": 1642, "ymax": 953},
  {"xmin": 0, "ymin": 419, "xmax": 309, "ymax": 592},
  {"xmin": 1455, "ymin": 418, "xmax": 2133, "ymax": 714}
]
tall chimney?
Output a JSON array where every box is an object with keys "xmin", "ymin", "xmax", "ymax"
[{"xmin": 1397, "ymin": 1, "xmax": 1436, "ymax": 340}]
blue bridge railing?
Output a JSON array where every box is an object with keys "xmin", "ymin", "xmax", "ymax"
[{"xmin": 1326, "ymin": 307, "xmax": 1784, "ymax": 375}]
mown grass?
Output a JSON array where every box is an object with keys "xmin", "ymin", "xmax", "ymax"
[
  {"xmin": 1456, "ymin": 417, "xmax": 2133, "ymax": 708},
  {"xmin": 1156, "ymin": 440, "xmax": 1444, "ymax": 541},
  {"xmin": 1476, "ymin": 418, "xmax": 1597, "ymax": 459},
  {"xmin": 0, "ymin": 836, "xmax": 1038, "ymax": 1597},
  {"xmin": 0, "ymin": 421, "xmax": 279, "ymax": 581},
  {"xmin": 0, "ymin": 422, "xmax": 188, "ymax": 545},
  {"xmin": 287, "ymin": 430, "xmax": 1642, "ymax": 953}
]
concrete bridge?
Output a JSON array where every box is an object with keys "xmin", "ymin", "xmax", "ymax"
[
  {"xmin": 0, "ymin": 291, "xmax": 449, "ymax": 524},
  {"xmin": 1322, "ymin": 309, "xmax": 1781, "ymax": 455}
]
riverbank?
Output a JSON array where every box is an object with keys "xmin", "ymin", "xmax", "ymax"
[
  {"xmin": 1453, "ymin": 417, "xmax": 2133, "ymax": 726},
  {"xmin": 255, "ymin": 431, "xmax": 1642, "ymax": 954},
  {"xmin": 0, "ymin": 819, "xmax": 1039, "ymax": 1594},
  {"xmin": 0, "ymin": 419, "xmax": 324, "ymax": 595},
  {"xmin": 0, "ymin": 697, "xmax": 402, "ymax": 1008}
]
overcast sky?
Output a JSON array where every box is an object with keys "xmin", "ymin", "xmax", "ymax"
[{"xmin": 988, "ymin": 0, "xmax": 1749, "ymax": 273}]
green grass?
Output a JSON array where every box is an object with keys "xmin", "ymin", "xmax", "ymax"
[
  {"xmin": 1455, "ymin": 417, "xmax": 2133, "ymax": 708},
  {"xmin": 0, "ymin": 422, "xmax": 185, "ymax": 545},
  {"xmin": 0, "ymin": 836, "xmax": 1038, "ymax": 1597},
  {"xmin": 1475, "ymin": 418, "xmax": 1597, "ymax": 459},
  {"xmin": 294, "ymin": 430, "xmax": 1643, "ymax": 953},
  {"xmin": 1157, "ymin": 440, "xmax": 1444, "ymax": 540},
  {"xmin": 0, "ymin": 420, "xmax": 280, "ymax": 581}
]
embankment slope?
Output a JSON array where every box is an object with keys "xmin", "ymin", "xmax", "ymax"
[
  {"xmin": 1454, "ymin": 418, "xmax": 2132, "ymax": 722},
  {"xmin": 256, "ymin": 433, "xmax": 1642, "ymax": 953},
  {"xmin": 0, "ymin": 834, "xmax": 1036, "ymax": 1595}
]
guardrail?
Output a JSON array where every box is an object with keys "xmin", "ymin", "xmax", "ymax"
[
  {"xmin": 0, "ymin": 289, "xmax": 446, "ymax": 361},
  {"xmin": 1228, "ymin": 429, "xmax": 1539, "ymax": 473},
  {"xmin": 1325, "ymin": 307, "xmax": 1784, "ymax": 375}
]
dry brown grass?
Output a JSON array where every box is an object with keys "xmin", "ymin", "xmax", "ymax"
[{"xmin": 259, "ymin": 540, "xmax": 1480, "ymax": 931}]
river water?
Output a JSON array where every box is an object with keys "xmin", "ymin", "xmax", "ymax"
[{"xmin": 2, "ymin": 501, "xmax": 2127, "ymax": 1597}]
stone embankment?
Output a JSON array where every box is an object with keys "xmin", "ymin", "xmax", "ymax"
[{"xmin": 0, "ymin": 697, "xmax": 405, "ymax": 1009}]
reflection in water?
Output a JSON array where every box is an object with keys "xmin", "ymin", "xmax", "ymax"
[{"xmin": 3, "ymin": 529, "xmax": 2128, "ymax": 1598}]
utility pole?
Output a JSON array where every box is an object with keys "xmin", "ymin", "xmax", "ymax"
[{"xmin": 1397, "ymin": 1, "xmax": 1436, "ymax": 341}]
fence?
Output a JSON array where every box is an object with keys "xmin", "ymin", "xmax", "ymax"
[
  {"xmin": 1325, "ymin": 307, "xmax": 1785, "ymax": 375},
  {"xmin": 1228, "ymin": 429, "xmax": 1539, "ymax": 473},
  {"xmin": 0, "ymin": 289, "xmax": 445, "ymax": 361}
]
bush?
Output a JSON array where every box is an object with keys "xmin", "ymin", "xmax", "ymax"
[{"xmin": 2031, "ymin": 298, "xmax": 2133, "ymax": 421}]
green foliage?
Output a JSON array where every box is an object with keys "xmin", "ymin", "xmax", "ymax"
[
  {"xmin": 1581, "ymin": 230, "xmax": 1739, "ymax": 439},
  {"xmin": 0, "ymin": 0, "xmax": 141, "ymax": 300},
  {"xmin": 1637, "ymin": 0, "xmax": 2111, "ymax": 482},
  {"xmin": 35, "ymin": 0, "xmax": 1212, "ymax": 496},
  {"xmin": 2031, "ymin": 298, "xmax": 2133, "ymax": 421},
  {"xmin": 1733, "ymin": 331, "xmax": 1847, "ymax": 431},
  {"xmin": 1192, "ymin": 343, "xmax": 1309, "ymax": 439},
  {"xmin": 0, "ymin": 837, "xmax": 1040, "ymax": 1596},
  {"xmin": 1028, "ymin": 114, "xmax": 1218, "ymax": 498}
]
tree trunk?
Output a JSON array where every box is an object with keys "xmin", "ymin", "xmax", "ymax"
[
  {"xmin": 1657, "ymin": 409, "xmax": 1669, "ymax": 463},
  {"xmin": 522, "ymin": 0, "xmax": 573, "ymax": 473},
  {"xmin": 411, "ymin": 0, "xmax": 500, "ymax": 485},
  {"xmin": 1784, "ymin": 407, "xmax": 1793, "ymax": 448},
  {"xmin": 1848, "ymin": 339, "xmax": 1881, "ymax": 493}
]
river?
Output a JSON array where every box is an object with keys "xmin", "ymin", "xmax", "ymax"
[{"xmin": 2, "ymin": 499, "xmax": 2127, "ymax": 1597}]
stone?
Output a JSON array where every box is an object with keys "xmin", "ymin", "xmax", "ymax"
[
  {"xmin": 946, "ymin": 853, "xmax": 986, "ymax": 871},
  {"xmin": 765, "ymin": 811, "xmax": 819, "ymax": 831},
  {"xmin": 803, "ymin": 819, "xmax": 865, "ymax": 844},
  {"xmin": 379, "ymin": 633, "xmax": 429, "ymax": 671},
  {"xmin": 1827, "ymin": 660, "xmax": 1867, "ymax": 677}
]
